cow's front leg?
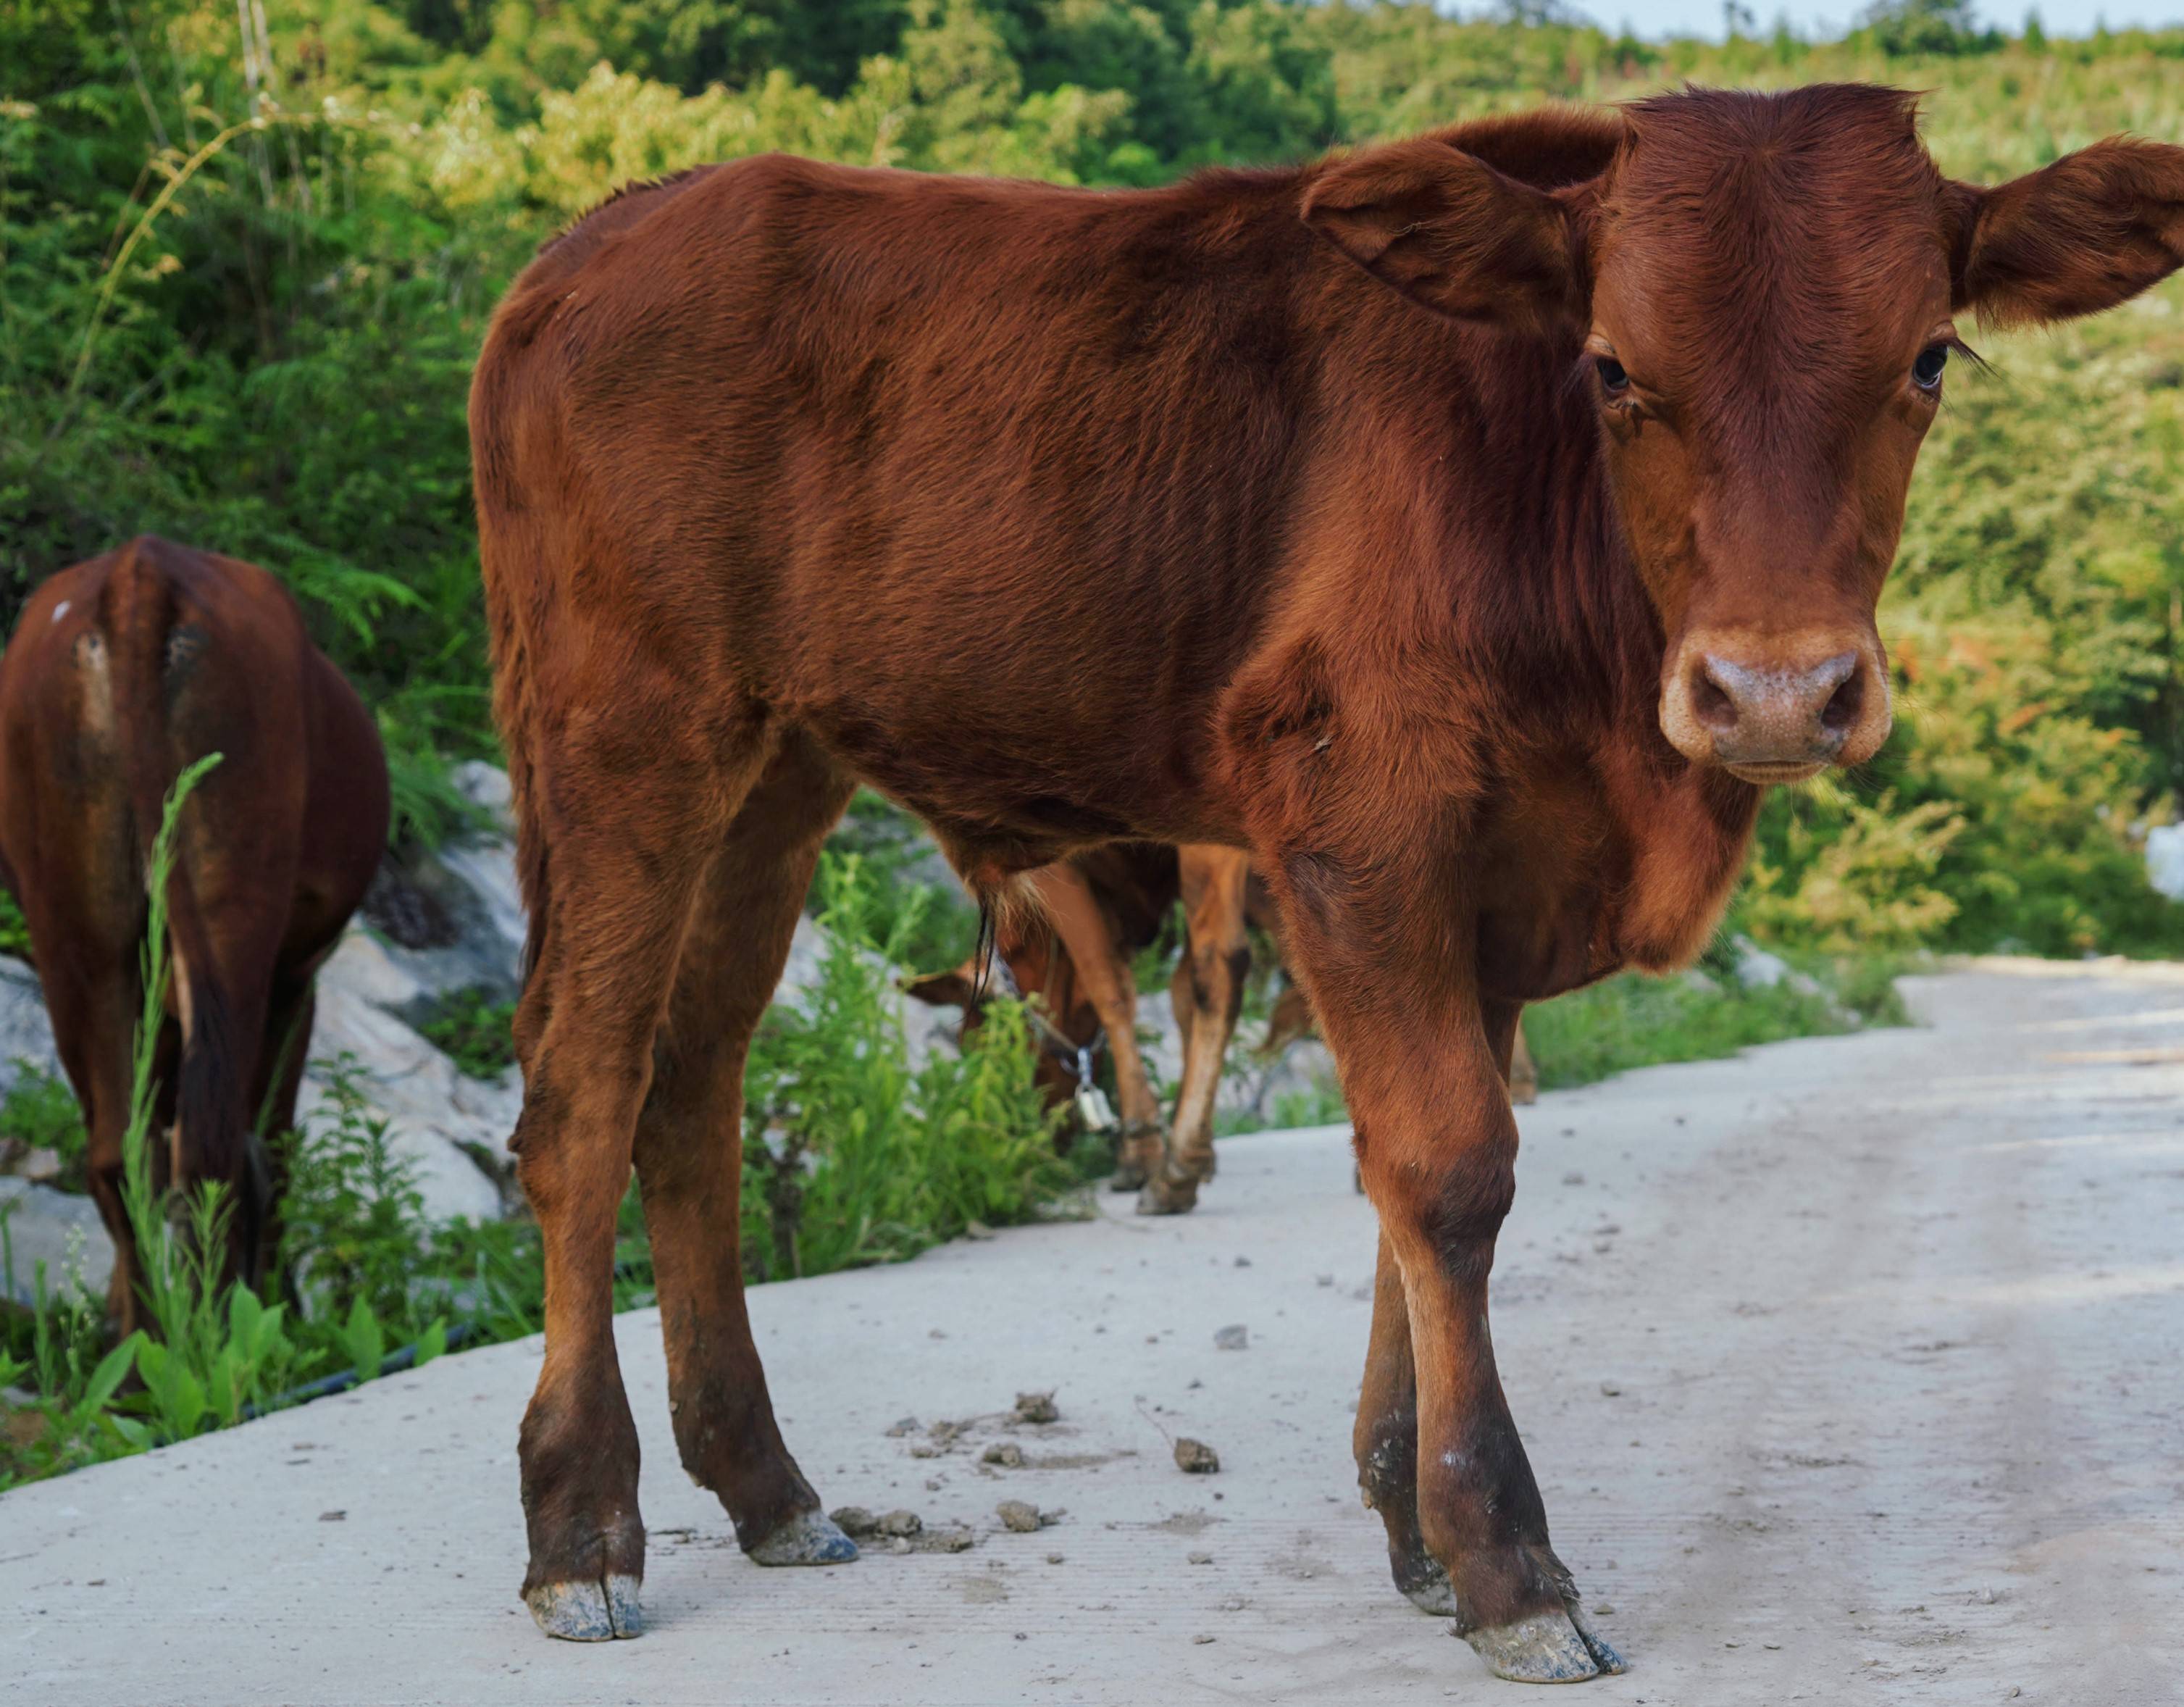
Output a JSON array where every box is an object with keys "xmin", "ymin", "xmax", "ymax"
[{"xmin": 1284, "ymin": 905, "xmax": 1620, "ymax": 1681}]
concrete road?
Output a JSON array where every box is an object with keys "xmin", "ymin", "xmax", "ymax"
[{"xmin": 3, "ymin": 960, "xmax": 2180, "ymax": 1706}]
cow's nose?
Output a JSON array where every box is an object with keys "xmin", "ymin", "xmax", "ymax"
[{"xmin": 1688, "ymin": 651, "xmax": 1863, "ymax": 774}]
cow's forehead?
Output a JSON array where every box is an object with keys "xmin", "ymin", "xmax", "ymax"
[{"xmin": 1590, "ymin": 85, "xmax": 1952, "ymax": 408}]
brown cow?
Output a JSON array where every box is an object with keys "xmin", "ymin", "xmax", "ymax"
[
  {"xmin": 905, "ymin": 844, "xmax": 1177, "ymax": 1186},
  {"xmin": 0, "ymin": 536, "xmax": 388, "ymax": 1330},
  {"xmin": 910, "ymin": 843, "xmax": 1439, "ymax": 1211},
  {"xmin": 472, "ymin": 87, "xmax": 2184, "ymax": 1676}
]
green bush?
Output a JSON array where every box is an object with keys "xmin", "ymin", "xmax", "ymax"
[
  {"xmin": 412, "ymin": 988, "xmax": 517, "ymax": 1079},
  {"xmin": 0, "ymin": 1064, "xmax": 90, "ymax": 1192},
  {"xmin": 742, "ymin": 853, "xmax": 1067, "ymax": 1279}
]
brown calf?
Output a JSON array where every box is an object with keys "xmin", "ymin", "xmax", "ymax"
[
  {"xmin": 0, "ymin": 537, "xmax": 387, "ymax": 1328},
  {"xmin": 472, "ymin": 86, "xmax": 2184, "ymax": 1676}
]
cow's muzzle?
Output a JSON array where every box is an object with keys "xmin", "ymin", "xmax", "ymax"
[{"xmin": 1659, "ymin": 633, "xmax": 1891, "ymax": 782}]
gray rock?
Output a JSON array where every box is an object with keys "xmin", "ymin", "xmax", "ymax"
[
  {"xmin": 997, "ymin": 1500, "xmax": 1042, "ymax": 1533},
  {"xmin": 1731, "ymin": 938, "xmax": 1791, "ymax": 990},
  {"xmin": 2149, "ymin": 823, "xmax": 2184, "ymax": 902},
  {"xmin": 1213, "ymin": 1324, "xmax": 1248, "ymax": 1351},
  {"xmin": 1013, "ymin": 1390, "xmax": 1060, "ymax": 1424},
  {"xmin": 0, "ymin": 956, "xmax": 62, "ymax": 1091},
  {"xmin": 0, "ymin": 1178, "xmax": 110, "ymax": 1307},
  {"xmin": 15, "ymin": 1146, "xmax": 61, "ymax": 1185}
]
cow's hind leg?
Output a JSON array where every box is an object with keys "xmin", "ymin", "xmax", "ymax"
[
  {"xmin": 1356, "ymin": 1230, "xmax": 1455, "ymax": 1616},
  {"xmin": 43, "ymin": 964, "xmax": 146, "ymax": 1335},
  {"xmin": 1141, "ymin": 844, "xmax": 1251, "ymax": 1212},
  {"xmin": 633, "ymin": 731, "xmax": 862, "ymax": 1572},
  {"xmin": 511, "ymin": 701, "xmax": 755, "ymax": 1642}
]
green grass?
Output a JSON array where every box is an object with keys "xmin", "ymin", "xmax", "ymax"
[
  {"xmin": 0, "ymin": 1064, "xmax": 88, "ymax": 1193},
  {"xmin": 0, "ymin": 839, "xmax": 1068, "ymax": 1490},
  {"xmin": 1523, "ymin": 961, "xmax": 1906, "ymax": 1094},
  {"xmin": 413, "ymin": 989, "xmax": 518, "ymax": 1080},
  {"xmin": 1217, "ymin": 952, "xmax": 1909, "ymax": 1134}
]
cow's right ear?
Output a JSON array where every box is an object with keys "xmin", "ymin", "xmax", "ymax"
[
  {"xmin": 1949, "ymin": 138, "xmax": 2184, "ymax": 327},
  {"xmin": 1301, "ymin": 139, "xmax": 1585, "ymax": 332}
]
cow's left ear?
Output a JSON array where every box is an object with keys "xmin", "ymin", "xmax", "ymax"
[
  {"xmin": 1950, "ymin": 138, "xmax": 2184, "ymax": 327},
  {"xmin": 1301, "ymin": 138, "xmax": 1586, "ymax": 333}
]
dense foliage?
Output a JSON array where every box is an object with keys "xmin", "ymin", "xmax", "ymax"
[{"xmin": 6, "ymin": 2, "xmax": 2184, "ymax": 946}]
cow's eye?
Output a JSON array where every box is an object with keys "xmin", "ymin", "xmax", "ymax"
[
  {"xmin": 1595, "ymin": 356, "xmax": 1630, "ymax": 395},
  {"xmin": 1912, "ymin": 344, "xmax": 1948, "ymax": 391}
]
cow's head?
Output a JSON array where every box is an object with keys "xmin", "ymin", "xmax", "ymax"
[{"xmin": 1303, "ymin": 85, "xmax": 2184, "ymax": 782}]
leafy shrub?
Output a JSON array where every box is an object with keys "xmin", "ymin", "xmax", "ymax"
[
  {"xmin": 742, "ymin": 853, "xmax": 1066, "ymax": 1279},
  {"xmin": 0, "ymin": 1064, "xmax": 89, "ymax": 1192},
  {"xmin": 0, "ymin": 893, "xmax": 32, "ymax": 961},
  {"xmin": 278, "ymin": 1057, "xmax": 439, "ymax": 1342},
  {"xmin": 413, "ymin": 989, "xmax": 518, "ymax": 1079}
]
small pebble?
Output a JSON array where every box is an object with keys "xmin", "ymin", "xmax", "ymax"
[
  {"xmin": 1174, "ymin": 1437, "xmax": 1221, "ymax": 1474},
  {"xmin": 878, "ymin": 1509, "xmax": 923, "ymax": 1537},
  {"xmin": 1315, "ymin": 1274, "xmax": 1334, "ymax": 1287},
  {"xmin": 1188, "ymin": 1551, "xmax": 1213, "ymax": 1565},
  {"xmin": 982, "ymin": 1442, "xmax": 1026, "ymax": 1468},
  {"xmin": 1233, "ymin": 1255, "xmax": 1251, "ymax": 1267},
  {"xmin": 829, "ymin": 1507, "xmax": 879, "ymax": 1537},
  {"xmin": 925, "ymin": 1525, "xmax": 974, "ymax": 1553},
  {"xmin": 997, "ymin": 1501, "xmax": 1042, "ymax": 1533},
  {"xmin": 1015, "ymin": 1390, "xmax": 1060, "ymax": 1424},
  {"xmin": 1045, "ymin": 1553, "xmax": 1065, "ymax": 1565},
  {"xmin": 884, "ymin": 1416, "xmax": 919, "ymax": 1437},
  {"xmin": 1599, "ymin": 1381, "xmax": 1622, "ymax": 1397},
  {"xmin": 1213, "ymin": 1324, "xmax": 1248, "ymax": 1351},
  {"xmin": 318, "ymin": 1511, "xmax": 346, "ymax": 1523},
  {"xmin": 1192, "ymin": 1634, "xmax": 1215, "ymax": 1645}
]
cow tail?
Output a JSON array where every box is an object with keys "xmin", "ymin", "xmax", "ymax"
[
  {"xmin": 469, "ymin": 298, "xmax": 553, "ymax": 996},
  {"xmin": 104, "ymin": 541, "xmax": 254, "ymax": 1231}
]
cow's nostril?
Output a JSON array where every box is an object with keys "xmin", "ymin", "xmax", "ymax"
[
  {"xmin": 1820, "ymin": 667, "xmax": 1863, "ymax": 735},
  {"xmin": 1691, "ymin": 663, "xmax": 1737, "ymax": 732}
]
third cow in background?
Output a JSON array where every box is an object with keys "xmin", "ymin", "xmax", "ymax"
[
  {"xmin": 910, "ymin": 847, "xmax": 1539, "ymax": 1214},
  {"xmin": 0, "ymin": 535, "xmax": 388, "ymax": 1330}
]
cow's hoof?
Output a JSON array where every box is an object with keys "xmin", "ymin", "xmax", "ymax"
[
  {"xmin": 1135, "ymin": 1174, "xmax": 1199, "ymax": 1215},
  {"xmin": 1179, "ymin": 1147, "xmax": 1216, "ymax": 1184},
  {"xmin": 1396, "ymin": 1553, "xmax": 1458, "ymax": 1616},
  {"xmin": 1459, "ymin": 1609, "xmax": 1601, "ymax": 1683},
  {"xmin": 1109, "ymin": 1164, "xmax": 1148, "ymax": 1192},
  {"xmin": 1566, "ymin": 1601, "xmax": 1626, "ymax": 1674},
  {"xmin": 746, "ymin": 1507, "xmax": 860, "ymax": 1566},
  {"xmin": 525, "ymin": 1573, "xmax": 643, "ymax": 1641}
]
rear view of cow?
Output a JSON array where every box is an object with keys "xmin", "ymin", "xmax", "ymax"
[{"xmin": 0, "ymin": 535, "xmax": 389, "ymax": 1331}]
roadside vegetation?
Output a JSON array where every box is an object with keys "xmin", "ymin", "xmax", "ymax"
[{"xmin": 0, "ymin": 782, "xmax": 1076, "ymax": 1488}]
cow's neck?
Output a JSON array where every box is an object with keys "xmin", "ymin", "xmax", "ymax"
[{"xmin": 1428, "ymin": 330, "xmax": 1766, "ymax": 981}]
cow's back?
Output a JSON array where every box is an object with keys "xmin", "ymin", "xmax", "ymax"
[
  {"xmin": 0, "ymin": 538, "xmax": 385, "ymax": 964},
  {"xmin": 474, "ymin": 154, "xmax": 1347, "ymax": 852}
]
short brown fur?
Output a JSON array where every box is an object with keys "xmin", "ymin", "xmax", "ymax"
[
  {"xmin": 0, "ymin": 536, "xmax": 388, "ymax": 1328},
  {"xmin": 472, "ymin": 87, "xmax": 2184, "ymax": 1666}
]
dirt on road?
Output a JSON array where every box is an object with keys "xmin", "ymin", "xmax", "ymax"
[{"xmin": 1, "ymin": 959, "xmax": 2179, "ymax": 1705}]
